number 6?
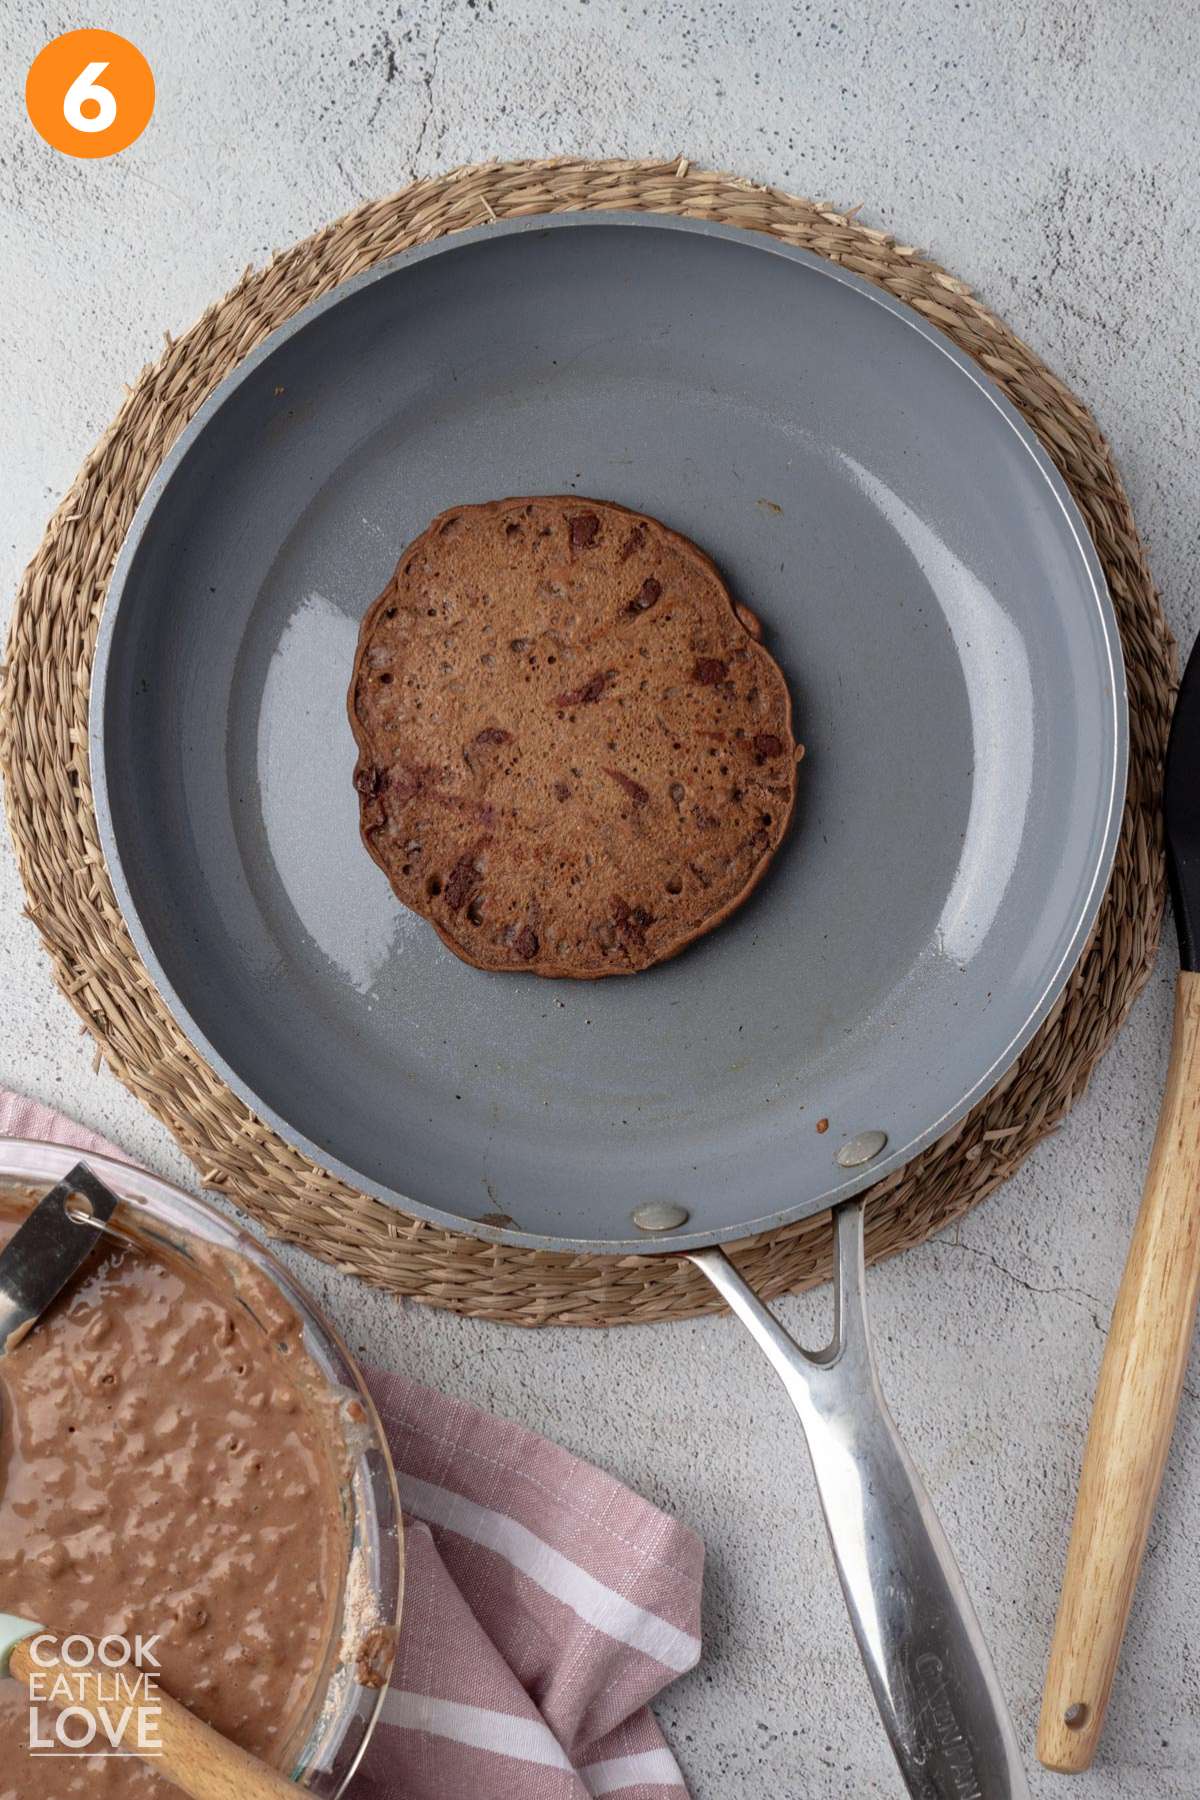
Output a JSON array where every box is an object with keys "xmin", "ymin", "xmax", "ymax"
[{"xmin": 63, "ymin": 61, "xmax": 117, "ymax": 133}]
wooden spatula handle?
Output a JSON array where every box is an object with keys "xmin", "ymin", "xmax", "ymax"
[
  {"xmin": 1038, "ymin": 967, "xmax": 1200, "ymax": 1772},
  {"xmin": 10, "ymin": 1635, "xmax": 295, "ymax": 1798}
]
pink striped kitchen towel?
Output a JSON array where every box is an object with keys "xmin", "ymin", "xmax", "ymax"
[{"xmin": 0, "ymin": 1092, "xmax": 703, "ymax": 1798}]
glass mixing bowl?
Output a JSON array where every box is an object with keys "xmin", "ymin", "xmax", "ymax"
[{"xmin": 0, "ymin": 1138, "xmax": 403, "ymax": 1795}]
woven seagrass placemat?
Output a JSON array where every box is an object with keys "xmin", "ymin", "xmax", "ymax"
[{"xmin": 0, "ymin": 157, "xmax": 1175, "ymax": 1325}]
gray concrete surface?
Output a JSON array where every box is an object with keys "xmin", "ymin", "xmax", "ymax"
[{"xmin": 2, "ymin": 1, "xmax": 1199, "ymax": 1793}]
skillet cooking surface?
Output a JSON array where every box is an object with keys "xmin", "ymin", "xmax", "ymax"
[{"xmin": 91, "ymin": 215, "xmax": 1125, "ymax": 1252}]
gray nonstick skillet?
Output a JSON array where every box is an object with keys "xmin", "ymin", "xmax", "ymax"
[{"xmin": 91, "ymin": 213, "xmax": 1126, "ymax": 1797}]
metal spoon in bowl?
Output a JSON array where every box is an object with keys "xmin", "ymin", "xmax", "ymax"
[{"xmin": 0, "ymin": 1163, "xmax": 117, "ymax": 1355}]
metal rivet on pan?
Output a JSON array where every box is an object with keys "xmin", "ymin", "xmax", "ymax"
[
  {"xmin": 835, "ymin": 1130, "xmax": 889, "ymax": 1169},
  {"xmin": 631, "ymin": 1202, "xmax": 690, "ymax": 1232}
]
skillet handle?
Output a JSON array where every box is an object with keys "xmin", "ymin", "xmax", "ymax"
[{"xmin": 688, "ymin": 1200, "xmax": 1030, "ymax": 1800}]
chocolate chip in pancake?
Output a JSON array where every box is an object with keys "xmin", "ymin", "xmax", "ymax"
[{"xmin": 349, "ymin": 497, "xmax": 801, "ymax": 977}]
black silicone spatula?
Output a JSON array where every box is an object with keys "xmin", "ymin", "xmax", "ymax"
[
  {"xmin": 1039, "ymin": 631, "xmax": 1200, "ymax": 1770},
  {"xmin": 0, "ymin": 1162, "xmax": 117, "ymax": 1354}
]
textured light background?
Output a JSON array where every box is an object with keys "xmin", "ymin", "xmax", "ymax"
[{"xmin": 2, "ymin": 2, "xmax": 1199, "ymax": 1793}]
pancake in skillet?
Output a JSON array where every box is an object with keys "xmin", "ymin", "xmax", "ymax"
[{"xmin": 348, "ymin": 496, "xmax": 800, "ymax": 977}]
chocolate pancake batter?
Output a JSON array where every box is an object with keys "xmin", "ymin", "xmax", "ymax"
[{"xmin": 0, "ymin": 1199, "xmax": 347, "ymax": 1797}]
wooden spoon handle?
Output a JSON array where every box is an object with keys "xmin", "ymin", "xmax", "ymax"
[
  {"xmin": 10, "ymin": 1635, "xmax": 295, "ymax": 1799},
  {"xmin": 1038, "ymin": 967, "xmax": 1200, "ymax": 1772}
]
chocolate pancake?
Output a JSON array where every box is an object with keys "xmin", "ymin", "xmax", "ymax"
[{"xmin": 348, "ymin": 497, "xmax": 801, "ymax": 977}]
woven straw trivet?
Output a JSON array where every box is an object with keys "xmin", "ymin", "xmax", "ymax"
[{"xmin": 0, "ymin": 157, "xmax": 1175, "ymax": 1325}]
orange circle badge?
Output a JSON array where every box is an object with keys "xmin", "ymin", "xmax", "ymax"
[{"xmin": 25, "ymin": 30, "xmax": 154, "ymax": 159}]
